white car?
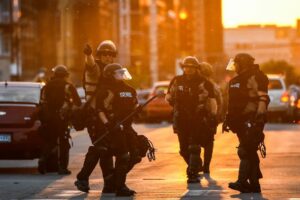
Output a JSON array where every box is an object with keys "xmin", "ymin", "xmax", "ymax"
[{"xmin": 267, "ymin": 74, "xmax": 289, "ymax": 122}]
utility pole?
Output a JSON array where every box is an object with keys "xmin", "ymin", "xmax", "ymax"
[
  {"xmin": 119, "ymin": 0, "xmax": 131, "ymax": 66},
  {"xmin": 149, "ymin": 0, "xmax": 158, "ymax": 84},
  {"xmin": 9, "ymin": 0, "xmax": 21, "ymax": 80}
]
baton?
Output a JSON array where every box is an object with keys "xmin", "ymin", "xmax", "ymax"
[{"xmin": 93, "ymin": 91, "xmax": 165, "ymax": 146}]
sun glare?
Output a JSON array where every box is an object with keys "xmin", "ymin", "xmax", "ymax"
[{"xmin": 222, "ymin": 0, "xmax": 300, "ymax": 28}]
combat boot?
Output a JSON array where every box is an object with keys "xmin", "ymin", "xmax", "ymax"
[
  {"xmin": 228, "ymin": 181, "xmax": 251, "ymax": 193},
  {"xmin": 124, "ymin": 184, "xmax": 136, "ymax": 194},
  {"xmin": 250, "ymin": 184, "xmax": 261, "ymax": 193},
  {"xmin": 58, "ymin": 168, "xmax": 71, "ymax": 175},
  {"xmin": 102, "ymin": 173, "xmax": 115, "ymax": 194},
  {"xmin": 249, "ymin": 165, "xmax": 262, "ymax": 193},
  {"xmin": 37, "ymin": 159, "xmax": 46, "ymax": 174},
  {"xmin": 102, "ymin": 185, "xmax": 115, "ymax": 194},
  {"xmin": 74, "ymin": 179, "xmax": 90, "ymax": 193},
  {"xmin": 187, "ymin": 174, "xmax": 200, "ymax": 183},
  {"xmin": 116, "ymin": 186, "xmax": 135, "ymax": 197}
]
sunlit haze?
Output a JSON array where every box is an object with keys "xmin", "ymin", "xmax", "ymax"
[{"xmin": 223, "ymin": 0, "xmax": 300, "ymax": 28}]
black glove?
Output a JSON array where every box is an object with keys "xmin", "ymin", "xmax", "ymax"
[
  {"xmin": 222, "ymin": 115, "xmax": 230, "ymax": 133},
  {"xmin": 83, "ymin": 44, "xmax": 92, "ymax": 56},
  {"xmin": 104, "ymin": 121, "xmax": 122, "ymax": 133}
]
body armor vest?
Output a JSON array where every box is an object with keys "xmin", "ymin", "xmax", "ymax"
[
  {"xmin": 83, "ymin": 60, "xmax": 105, "ymax": 108},
  {"xmin": 174, "ymin": 75, "xmax": 207, "ymax": 114},
  {"xmin": 228, "ymin": 69, "xmax": 260, "ymax": 117}
]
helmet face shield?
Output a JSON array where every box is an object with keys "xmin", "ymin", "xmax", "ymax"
[
  {"xmin": 114, "ymin": 68, "xmax": 132, "ymax": 80},
  {"xmin": 226, "ymin": 58, "xmax": 236, "ymax": 71}
]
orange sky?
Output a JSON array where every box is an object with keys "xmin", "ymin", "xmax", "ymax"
[{"xmin": 222, "ymin": 0, "xmax": 300, "ymax": 28}]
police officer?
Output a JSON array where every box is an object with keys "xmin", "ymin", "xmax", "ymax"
[
  {"xmin": 198, "ymin": 62, "xmax": 223, "ymax": 174},
  {"xmin": 75, "ymin": 40, "xmax": 117, "ymax": 192},
  {"xmin": 166, "ymin": 56, "xmax": 217, "ymax": 183},
  {"xmin": 223, "ymin": 53, "xmax": 269, "ymax": 193},
  {"xmin": 95, "ymin": 63, "xmax": 139, "ymax": 196},
  {"xmin": 38, "ymin": 65, "xmax": 81, "ymax": 175}
]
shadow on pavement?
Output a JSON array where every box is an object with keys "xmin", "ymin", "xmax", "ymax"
[
  {"xmin": 0, "ymin": 167, "xmax": 38, "ymax": 174},
  {"xmin": 230, "ymin": 193, "xmax": 268, "ymax": 200},
  {"xmin": 0, "ymin": 166, "xmax": 67, "ymax": 199},
  {"xmin": 99, "ymin": 195, "xmax": 134, "ymax": 200},
  {"xmin": 180, "ymin": 173, "xmax": 223, "ymax": 200}
]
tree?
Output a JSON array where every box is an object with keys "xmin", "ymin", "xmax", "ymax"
[{"xmin": 260, "ymin": 60, "xmax": 299, "ymax": 86}]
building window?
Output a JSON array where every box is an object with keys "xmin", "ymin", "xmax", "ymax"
[
  {"xmin": 0, "ymin": 32, "xmax": 11, "ymax": 56},
  {"xmin": 0, "ymin": 0, "xmax": 10, "ymax": 23}
]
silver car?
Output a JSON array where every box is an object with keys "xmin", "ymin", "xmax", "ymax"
[{"xmin": 267, "ymin": 74, "xmax": 289, "ymax": 122}]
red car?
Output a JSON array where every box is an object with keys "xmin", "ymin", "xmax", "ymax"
[
  {"xmin": 0, "ymin": 82, "xmax": 44, "ymax": 159},
  {"xmin": 144, "ymin": 81, "xmax": 173, "ymax": 122}
]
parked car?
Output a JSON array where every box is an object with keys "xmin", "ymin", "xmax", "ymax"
[
  {"xmin": 144, "ymin": 81, "xmax": 172, "ymax": 122},
  {"xmin": 286, "ymin": 84, "xmax": 300, "ymax": 122},
  {"xmin": 0, "ymin": 81, "xmax": 44, "ymax": 159},
  {"xmin": 267, "ymin": 74, "xmax": 289, "ymax": 122},
  {"xmin": 136, "ymin": 88, "xmax": 151, "ymax": 105}
]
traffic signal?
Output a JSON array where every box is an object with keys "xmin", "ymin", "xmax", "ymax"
[{"xmin": 178, "ymin": 9, "xmax": 193, "ymax": 55}]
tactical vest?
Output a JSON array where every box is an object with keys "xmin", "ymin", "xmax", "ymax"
[
  {"xmin": 83, "ymin": 60, "xmax": 104, "ymax": 108},
  {"xmin": 44, "ymin": 78, "xmax": 69, "ymax": 112},
  {"xmin": 173, "ymin": 75, "xmax": 207, "ymax": 114},
  {"xmin": 100, "ymin": 82, "xmax": 137, "ymax": 124},
  {"xmin": 228, "ymin": 69, "xmax": 260, "ymax": 117}
]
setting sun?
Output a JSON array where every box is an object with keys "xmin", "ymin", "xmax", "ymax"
[{"xmin": 223, "ymin": 0, "xmax": 300, "ymax": 28}]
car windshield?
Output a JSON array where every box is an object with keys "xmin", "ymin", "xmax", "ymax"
[
  {"xmin": 0, "ymin": 86, "xmax": 40, "ymax": 104},
  {"xmin": 155, "ymin": 85, "xmax": 168, "ymax": 95},
  {"xmin": 268, "ymin": 79, "xmax": 283, "ymax": 90}
]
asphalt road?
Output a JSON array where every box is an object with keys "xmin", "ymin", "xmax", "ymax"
[{"xmin": 0, "ymin": 123, "xmax": 300, "ymax": 200}]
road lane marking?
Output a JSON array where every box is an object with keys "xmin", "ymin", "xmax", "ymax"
[
  {"xmin": 182, "ymin": 189, "xmax": 225, "ymax": 197},
  {"xmin": 54, "ymin": 190, "xmax": 100, "ymax": 197}
]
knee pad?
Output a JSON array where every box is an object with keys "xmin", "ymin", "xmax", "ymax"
[
  {"xmin": 118, "ymin": 153, "xmax": 130, "ymax": 164},
  {"xmin": 188, "ymin": 145, "xmax": 200, "ymax": 154},
  {"xmin": 238, "ymin": 146, "xmax": 248, "ymax": 159}
]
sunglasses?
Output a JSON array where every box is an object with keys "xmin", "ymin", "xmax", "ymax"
[{"xmin": 101, "ymin": 51, "xmax": 116, "ymax": 57}]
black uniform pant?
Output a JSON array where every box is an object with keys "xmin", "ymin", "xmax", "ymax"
[
  {"xmin": 201, "ymin": 125, "xmax": 216, "ymax": 172},
  {"xmin": 39, "ymin": 122, "xmax": 70, "ymax": 171},
  {"xmin": 77, "ymin": 128, "xmax": 133, "ymax": 190},
  {"xmin": 77, "ymin": 125, "xmax": 114, "ymax": 188},
  {"xmin": 236, "ymin": 131, "xmax": 263, "ymax": 187},
  {"xmin": 77, "ymin": 126, "xmax": 141, "ymax": 180},
  {"xmin": 175, "ymin": 114, "xmax": 202, "ymax": 177}
]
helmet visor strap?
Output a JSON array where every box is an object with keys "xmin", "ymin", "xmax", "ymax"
[{"xmin": 114, "ymin": 68, "xmax": 132, "ymax": 80}]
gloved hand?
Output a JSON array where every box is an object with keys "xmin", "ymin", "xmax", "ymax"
[
  {"xmin": 222, "ymin": 116, "xmax": 230, "ymax": 133},
  {"xmin": 104, "ymin": 121, "xmax": 122, "ymax": 133},
  {"xmin": 83, "ymin": 44, "xmax": 93, "ymax": 56}
]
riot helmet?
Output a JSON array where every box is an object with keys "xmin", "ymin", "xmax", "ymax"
[
  {"xmin": 52, "ymin": 65, "xmax": 69, "ymax": 78},
  {"xmin": 180, "ymin": 56, "xmax": 201, "ymax": 69},
  {"xmin": 226, "ymin": 53, "xmax": 255, "ymax": 74},
  {"xmin": 200, "ymin": 62, "xmax": 213, "ymax": 78},
  {"xmin": 96, "ymin": 40, "xmax": 117, "ymax": 58},
  {"xmin": 180, "ymin": 56, "xmax": 200, "ymax": 76},
  {"xmin": 103, "ymin": 63, "xmax": 132, "ymax": 81}
]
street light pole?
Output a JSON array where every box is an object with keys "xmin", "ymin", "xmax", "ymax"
[{"xmin": 149, "ymin": 0, "xmax": 158, "ymax": 84}]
